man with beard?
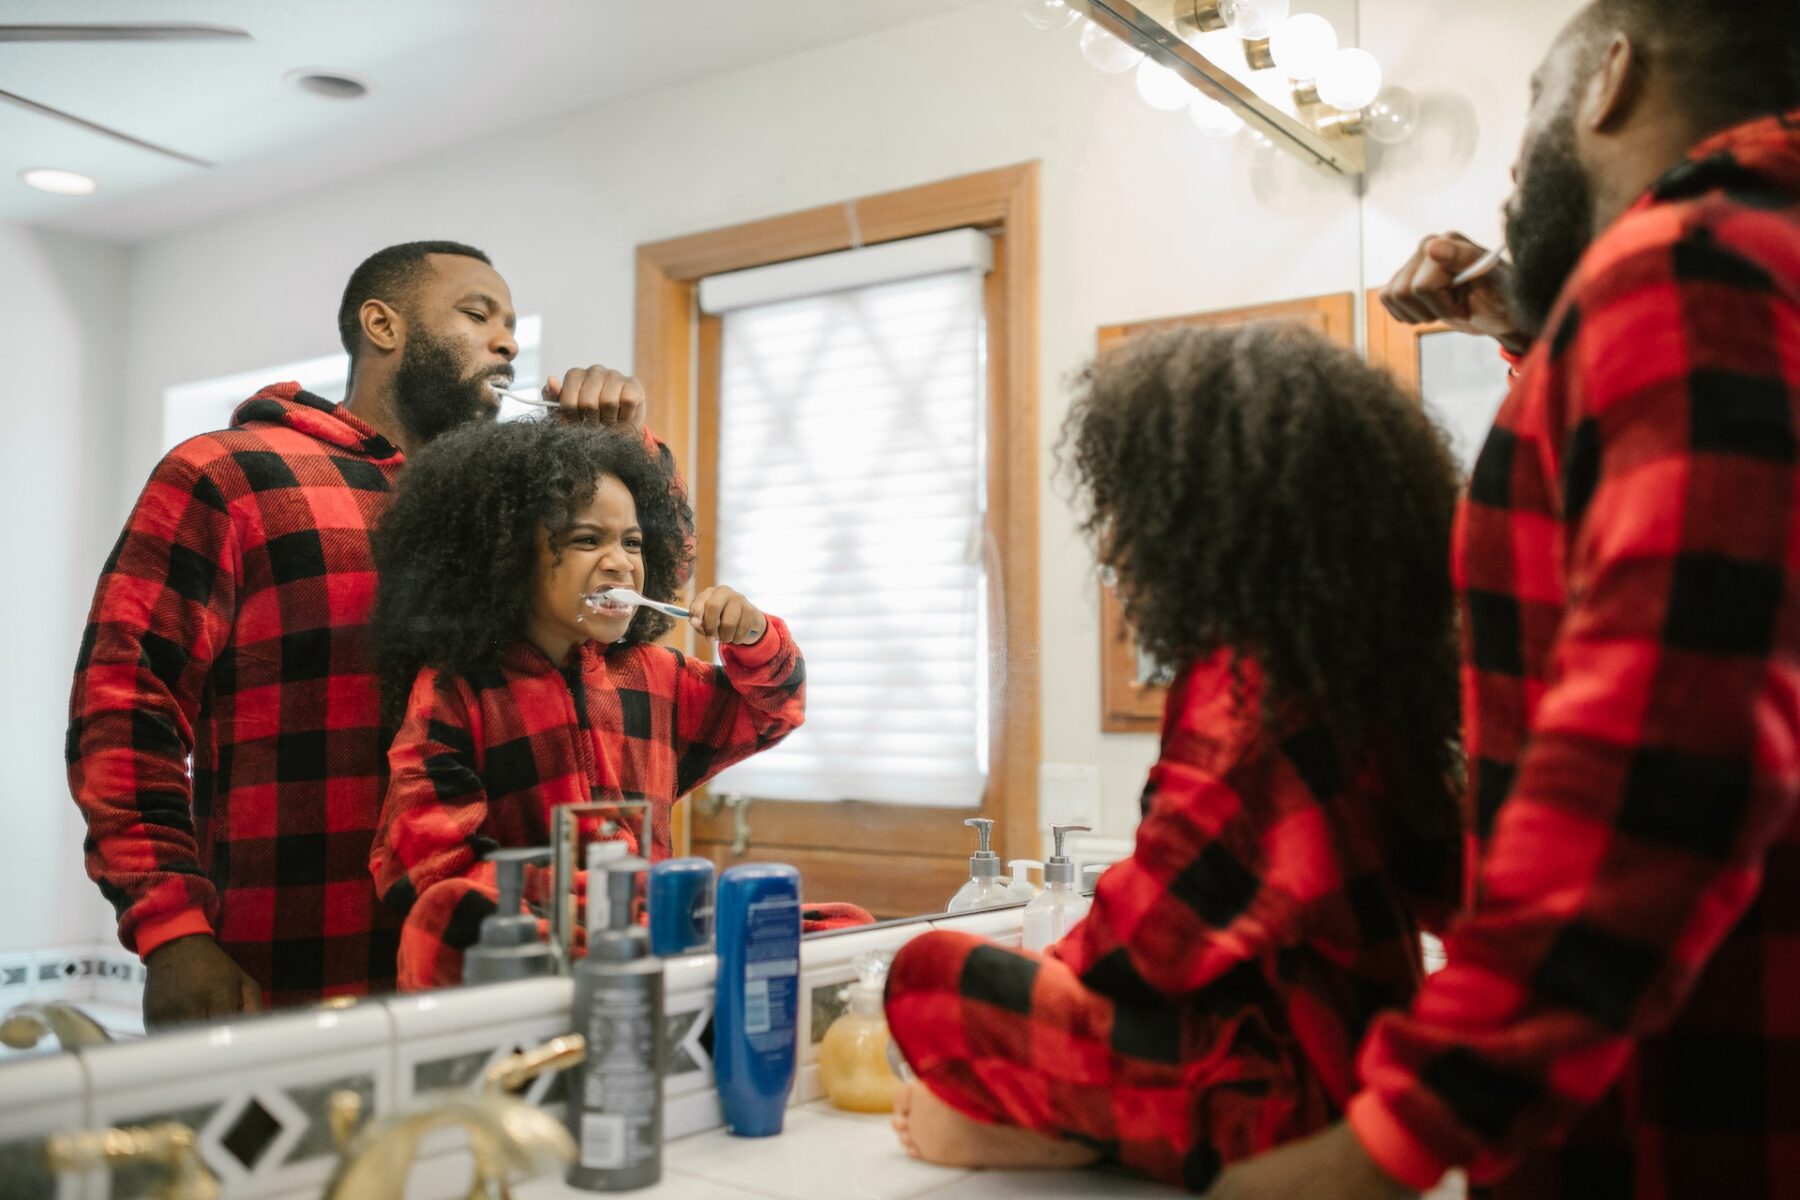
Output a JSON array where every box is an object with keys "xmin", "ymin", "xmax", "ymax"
[
  {"xmin": 67, "ymin": 241, "xmax": 651, "ymax": 1024},
  {"xmin": 1208, "ymin": 2, "xmax": 1800, "ymax": 1198}
]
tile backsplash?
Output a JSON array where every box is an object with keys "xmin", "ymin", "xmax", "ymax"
[{"xmin": 0, "ymin": 908, "xmax": 1024, "ymax": 1200}]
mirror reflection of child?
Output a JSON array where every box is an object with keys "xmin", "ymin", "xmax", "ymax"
[
  {"xmin": 885, "ymin": 324, "xmax": 1465, "ymax": 1191},
  {"xmin": 368, "ymin": 419, "xmax": 804, "ymax": 989}
]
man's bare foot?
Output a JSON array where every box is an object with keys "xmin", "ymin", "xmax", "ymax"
[{"xmin": 889, "ymin": 1080, "xmax": 1101, "ymax": 1171}]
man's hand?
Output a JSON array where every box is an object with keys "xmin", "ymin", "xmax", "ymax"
[
  {"xmin": 544, "ymin": 366, "xmax": 646, "ymax": 430},
  {"xmin": 142, "ymin": 935, "xmax": 262, "ymax": 1030},
  {"xmin": 689, "ymin": 586, "xmax": 768, "ymax": 646},
  {"xmin": 1205, "ymin": 1121, "xmax": 1419, "ymax": 1200},
  {"xmin": 1380, "ymin": 233, "xmax": 1532, "ymax": 356}
]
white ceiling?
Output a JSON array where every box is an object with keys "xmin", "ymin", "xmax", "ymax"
[{"xmin": 1, "ymin": 0, "xmax": 987, "ymax": 242}]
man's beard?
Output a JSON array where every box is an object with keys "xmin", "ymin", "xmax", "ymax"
[
  {"xmin": 1503, "ymin": 97, "xmax": 1596, "ymax": 340},
  {"xmin": 391, "ymin": 329, "xmax": 499, "ymax": 445}
]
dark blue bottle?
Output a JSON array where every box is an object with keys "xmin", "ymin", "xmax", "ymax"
[{"xmin": 712, "ymin": 863, "xmax": 801, "ymax": 1137}]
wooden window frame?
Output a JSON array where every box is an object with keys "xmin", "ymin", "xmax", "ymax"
[
  {"xmin": 634, "ymin": 163, "xmax": 1041, "ymax": 917},
  {"xmin": 1364, "ymin": 287, "xmax": 1446, "ymax": 392},
  {"xmin": 1094, "ymin": 293, "xmax": 1355, "ymax": 733}
]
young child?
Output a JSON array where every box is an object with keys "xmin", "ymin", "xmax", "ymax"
[
  {"xmin": 368, "ymin": 419, "xmax": 805, "ymax": 989},
  {"xmin": 885, "ymin": 324, "xmax": 1465, "ymax": 1192}
]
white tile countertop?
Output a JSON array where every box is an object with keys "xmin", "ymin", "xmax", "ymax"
[{"xmin": 514, "ymin": 1100, "xmax": 1186, "ymax": 1200}]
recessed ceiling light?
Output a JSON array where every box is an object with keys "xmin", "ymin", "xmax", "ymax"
[
  {"xmin": 284, "ymin": 68, "xmax": 371, "ymax": 100},
  {"xmin": 20, "ymin": 168, "xmax": 98, "ymax": 195}
]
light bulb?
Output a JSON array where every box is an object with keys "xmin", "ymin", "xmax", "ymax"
[
  {"xmin": 1189, "ymin": 95, "xmax": 1246, "ymax": 137},
  {"xmin": 1136, "ymin": 58, "xmax": 1193, "ymax": 110},
  {"xmin": 1079, "ymin": 20, "xmax": 1144, "ymax": 73},
  {"xmin": 1019, "ymin": 0, "xmax": 1079, "ymax": 32},
  {"xmin": 1248, "ymin": 68, "xmax": 1295, "ymax": 113},
  {"xmin": 1269, "ymin": 13, "xmax": 1337, "ymax": 81},
  {"xmin": 1365, "ymin": 85, "xmax": 1420, "ymax": 144},
  {"xmin": 1189, "ymin": 28, "xmax": 1246, "ymax": 72},
  {"xmin": 1220, "ymin": 0, "xmax": 1290, "ymax": 41},
  {"xmin": 1318, "ymin": 47, "xmax": 1383, "ymax": 111}
]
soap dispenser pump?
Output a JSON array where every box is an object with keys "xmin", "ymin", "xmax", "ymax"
[
  {"xmin": 1022, "ymin": 824, "xmax": 1093, "ymax": 952},
  {"xmin": 1006, "ymin": 859, "xmax": 1043, "ymax": 905},
  {"xmin": 947, "ymin": 818, "xmax": 1011, "ymax": 913},
  {"xmin": 464, "ymin": 847, "xmax": 555, "ymax": 984}
]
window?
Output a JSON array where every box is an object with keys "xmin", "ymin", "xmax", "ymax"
[
  {"xmin": 160, "ymin": 316, "xmax": 543, "ymax": 454},
  {"xmin": 634, "ymin": 164, "xmax": 1040, "ymax": 914},
  {"xmin": 701, "ymin": 233, "xmax": 992, "ymax": 807}
]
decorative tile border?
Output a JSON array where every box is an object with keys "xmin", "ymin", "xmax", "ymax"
[{"xmin": 0, "ymin": 908, "xmax": 1029, "ymax": 1199}]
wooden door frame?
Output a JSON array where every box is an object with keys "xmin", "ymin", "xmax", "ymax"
[{"xmin": 634, "ymin": 163, "xmax": 1041, "ymax": 915}]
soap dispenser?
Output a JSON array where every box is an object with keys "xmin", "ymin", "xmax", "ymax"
[
  {"xmin": 817, "ymin": 951, "xmax": 902, "ymax": 1113},
  {"xmin": 947, "ymin": 818, "xmax": 1011, "ymax": 913},
  {"xmin": 567, "ymin": 856, "xmax": 664, "ymax": 1192},
  {"xmin": 464, "ymin": 847, "xmax": 555, "ymax": 984},
  {"xmin": 1005, "ymin": 859, "xmax": 1043, "ymax": 905},
  {"xmin": 1022, "ymin": 824, "xmax": 1093, "ymax": 952}
]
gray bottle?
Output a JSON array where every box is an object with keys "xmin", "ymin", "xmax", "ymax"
[
  {"xmin": 567, "ymin": 857, "xmax": 664, "ymax": 1192},
  {"xmin": 463, "ymin": 847, "xmax": 555, "ymax": 984}
]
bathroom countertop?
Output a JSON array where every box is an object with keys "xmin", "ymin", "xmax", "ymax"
[{"xmin": 515, "ymin": 1099, "xmax": 1187, "ymax": 1200}]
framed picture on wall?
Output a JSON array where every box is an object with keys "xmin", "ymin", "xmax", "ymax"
[
  {"xmin": 1365, "ymin": 290, "xmax": 1513, "ymax": 474},
  {"xmin": 1094, "ymin": 293, "xmax": 1356, "ymax": 732}
]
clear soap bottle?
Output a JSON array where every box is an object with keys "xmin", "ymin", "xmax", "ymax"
[
  {"xmin": 1022, "ymin": 824, "xmax": 1093, "ymax": 952},
  {"xmin": 946, "ymin": 818, "xmax": 1012, "ymax": 912}
]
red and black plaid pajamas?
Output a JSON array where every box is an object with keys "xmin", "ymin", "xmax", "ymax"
[
  {"xmin": 67, "ymin": 385, "xmax": 407, "ymax": 1005},
  {"xmin": 1348, "ymin": 112, "xmax": 1800, "ymax": 1199},
  {"xmin": 373, "ymin": 619, "xmax": 804, "ymax": 990},
  {"xmin": 886, "ymin": 650, "xmax": 1432, "ymax": 1193}
]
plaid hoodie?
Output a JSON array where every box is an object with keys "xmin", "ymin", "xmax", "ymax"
[
  {"xmin": 373, "ymin": 620, "xmax": 804, "ymax": 990},
  {"xmin": 1349, "ymin": 111, "xmax": 1800, "ymax": 1197},
  {"xmin": 886, "ymin": 651, "xmax": 1430, "ymax": 1192},
  {"xmin": 67, "ymin": 385, "xmax": 406, "ymax": 1004}
]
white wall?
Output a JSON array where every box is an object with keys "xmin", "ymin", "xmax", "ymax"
[
  {"xmin": 0, "ymin": 222, "xmax": 131, "ymax": 953},
  {"xmin": 8, "ymin": 0, "xmax": 1581, "ymax": 954}
]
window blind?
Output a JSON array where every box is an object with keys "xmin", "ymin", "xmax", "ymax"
[{"xmin": 702, "ymin": 234, "xmax": 991, "ymax": 807}]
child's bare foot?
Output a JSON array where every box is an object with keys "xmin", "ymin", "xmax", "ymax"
[{"xmin": 890, "ymin": 1080, "xmax": 1101, "ymax": 1171}]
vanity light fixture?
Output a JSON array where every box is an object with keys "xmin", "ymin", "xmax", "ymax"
[{"xmin": 1024, "ymin": 0, "xmax": 1416, "ymax": 174}]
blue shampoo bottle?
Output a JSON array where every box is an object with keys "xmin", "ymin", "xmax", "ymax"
[
  {"xmin": 713, "ymin": 863, "xmax": 801, "ymax": 1137},
  {"xmin": 648, "ymin": 857, "xmax": 716, "ymax": 957}
]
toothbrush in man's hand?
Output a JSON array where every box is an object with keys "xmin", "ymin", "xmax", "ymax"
[{"xmin": 489, "ymin": 381, "xmax": 559, "ymax": 409}]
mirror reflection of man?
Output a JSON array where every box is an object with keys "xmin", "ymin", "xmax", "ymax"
[
  {"xmin": 67, "ymin": 241, "xmax": 650, "ymax": 1026},
  {"xmin": 1212, "ymin": 1, "xmax": 1800, "ymax": 1197}
]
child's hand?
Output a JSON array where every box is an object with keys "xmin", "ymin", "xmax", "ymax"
[{"xmin": 690, "ymin": 586, "xmax": 768, "ymax": 645}]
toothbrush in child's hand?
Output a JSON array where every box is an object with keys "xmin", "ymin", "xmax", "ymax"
[{"xmin": 584, "ymin": 586, "xmax": 691, "ymax": 620}]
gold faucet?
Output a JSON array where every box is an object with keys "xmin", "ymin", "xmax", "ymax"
[
  {"xmin": 483, "ymin": 1033, "xmax": 586, "ymax": 1094},
  {"xmin": 1, "ymin": 1001, "xmax": 112, "ymax": 1050},
  {"xmin": 45, "ymin": 1122, "xmax": 218, "ymax": 1200},
  {"xmin": 324, "ymin": 1034, "xmax": 585, "ymax": 1200}
]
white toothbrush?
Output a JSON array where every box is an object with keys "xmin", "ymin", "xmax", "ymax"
[
  {"xmin": 1452, "ymin": 244, "xmax": 1508, "ymax": 287},
  {"xmin": 489, "ymin": 382, "xmax": 559, "ymax": 409},
  {"xmin": 584, "ymin": 586, "xmax": 691, "ymax": 620}
]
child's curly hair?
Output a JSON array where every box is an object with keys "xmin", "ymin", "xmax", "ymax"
[
  {"xmin": 1060, "ymin": 323, "xmax": 1465, "ymax": 909},
  {"xmin": 371, "ymin": 419, "xmax": 696, "ymax": 729}
]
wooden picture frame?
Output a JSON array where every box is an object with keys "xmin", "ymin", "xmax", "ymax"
[
  {"xmin": 1363, "ymin": 287, "xmax": 1443, "ymax": 393},
  {"xmin": 1094, "ymin": 293, "xmax": 1355, "ymax": 733}
]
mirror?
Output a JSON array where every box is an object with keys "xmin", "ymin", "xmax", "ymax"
[{"xmin": 2, "ymin": 0, "xmax": 1373, "ymax": 1045}]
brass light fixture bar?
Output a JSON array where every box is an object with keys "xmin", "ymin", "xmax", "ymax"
[{"xmin": 1069, "ymin": 0, "xmax": 1368, "ymax": 176}]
